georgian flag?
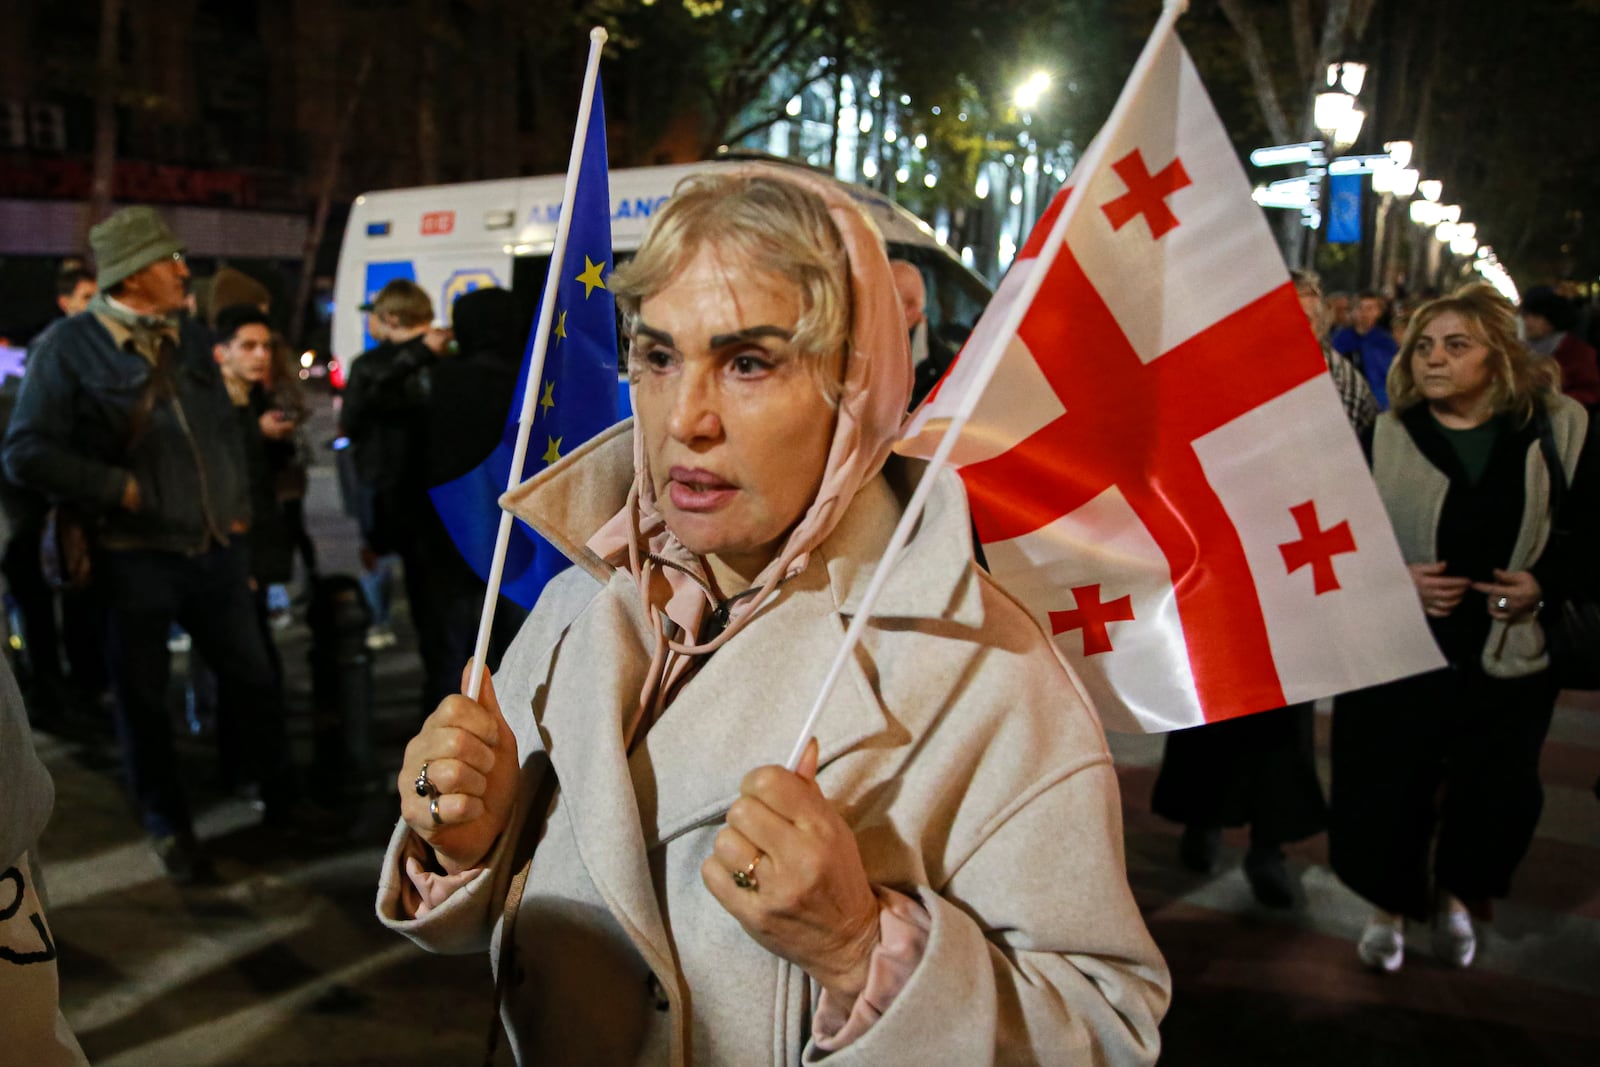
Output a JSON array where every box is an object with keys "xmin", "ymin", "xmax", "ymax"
[{"xmin": 898, "ymin": 21, "xmax": 1443, "ymax": 733}]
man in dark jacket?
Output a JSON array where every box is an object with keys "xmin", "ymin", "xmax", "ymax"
[
  {"xmin": 2, "ymin": 206, "xmax": 300, "ymax": 881},
  {"xmin": 339, "ymin": 280, "xmax": 472, "ymax": 713}
]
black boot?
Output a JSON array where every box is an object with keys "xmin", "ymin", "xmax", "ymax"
[
  {"xmin": 1178, "ymin": 824, "xmax": 1221, "ymax": 874},
  {"xmin": 1243, "ymin": 844, "xmax": 1295, "ymax": 908}
]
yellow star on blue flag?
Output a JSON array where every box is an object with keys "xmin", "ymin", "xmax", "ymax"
[{"xmin": 575, "ymin": 256, "xmax": 607, "ymax": 299}]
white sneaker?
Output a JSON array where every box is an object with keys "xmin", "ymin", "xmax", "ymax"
[
  {"xmin": 1357, "ymin": 917, "xmax": 1405, "ymax": 973},
  {"xmin": 1432, "ymin": 907, "xmax": 1477, "ymax": 968}
]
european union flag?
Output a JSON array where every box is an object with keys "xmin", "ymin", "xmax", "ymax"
[{"xmin": 429, "ymin": 74, "xmax": 620, "ymax": 609}]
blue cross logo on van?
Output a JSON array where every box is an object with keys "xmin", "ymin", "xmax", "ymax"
[{"xmin": 441, "ymin": 268, "xmax": 504, "ymax": 314}]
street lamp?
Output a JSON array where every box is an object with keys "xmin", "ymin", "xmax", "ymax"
[
  {"xmin": 1014, "ymin": 71, "xmax": 1052, "ymax": 110},
  {"xmin": 1009, "ymin": 70, "xmax": 1054, "ymax": 249},
  {"xmin": 1328, "ymin": 60, "xmax": 1367, "ymax": 96}
]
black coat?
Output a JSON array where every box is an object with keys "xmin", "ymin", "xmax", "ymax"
[
  {"xmin": 234, "ymin": 386, "xmax": 295, "ymax": 584},
  {"xmin": 2, "ymin": 312, "xmax": 249, "ymax": 553}
]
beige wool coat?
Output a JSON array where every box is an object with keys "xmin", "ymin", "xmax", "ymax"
[{"xmin": 377, "ymin": 424, "xmax": 1170, "ymax": 1065}]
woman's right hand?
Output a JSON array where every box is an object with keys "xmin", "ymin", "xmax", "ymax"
[
  {"xmin": 1410, "ymin": 561, "xmax": 1471, "ymax": 618},
  {"xmin": 398, "ymin": 662, "xmax": 519, "ymax": 875}
]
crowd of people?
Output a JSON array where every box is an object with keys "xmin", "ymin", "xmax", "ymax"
[
  {"xmin": 1153, "ymin": 268, "xmax": 1600, "ymax": 976},
  {"xmin": 1, "ymin": 186, "xmax": 1595, "ymax": 1063},
  {"xmin": 0, "ymin": 209, "xmax": 334, "ymax": 882}
]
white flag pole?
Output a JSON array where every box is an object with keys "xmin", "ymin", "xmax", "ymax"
[
  {"xmin": 783, "ymin": 0, "xmax": 1189, "ymax": 770},
  {"xmin": 464, "ymin": 27, "xmax": 607, "ymax": 704}
]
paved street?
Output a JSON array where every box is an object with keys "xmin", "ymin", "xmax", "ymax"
[{"xmin": 26, "ymin": 392, "xmax": 1600, "ymax": 1065}]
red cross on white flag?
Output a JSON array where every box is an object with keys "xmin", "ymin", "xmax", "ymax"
[{"xmin": 899, "ymin": 15, "xmax": 1443, "ymax": 733}]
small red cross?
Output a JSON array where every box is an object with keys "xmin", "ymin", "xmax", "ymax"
[
  {"xmin": 1049, "ymin": 584, "xmax": 1136, "ymax": 656},
  {"xmin": 1101, "ymin": 149, "xmax": 1193, "ymax": 239},
  {"xmin": 1279, "ymin": 500, "xmax": 1357, "ymax": 594}
]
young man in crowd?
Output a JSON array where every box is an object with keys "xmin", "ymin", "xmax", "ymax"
[{"xmin": 1331, "ymin": 290, "xmax": 1400, "ymax": 410}]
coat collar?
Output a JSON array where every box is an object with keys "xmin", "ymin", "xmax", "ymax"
[
  {"xmin": 499, "ymin": 419, "xmax": 983, "ymax": 633},
  {"xmin": 502, "ymin": 422, "xmax": 985, "ymax": 908}
]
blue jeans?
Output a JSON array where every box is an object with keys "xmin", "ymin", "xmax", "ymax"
[
  {"xmin": 359, "ymin": 553, "xmax": 398, "ymax": 628},
  {"xmin": 101, "ymin": 543, "xmax": 291, "ymax": 839}
]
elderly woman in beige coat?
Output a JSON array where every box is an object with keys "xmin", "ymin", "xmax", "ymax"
[{"xmin": 376, "ymin": 166, "xmax": 1169, "ymax": 1064}]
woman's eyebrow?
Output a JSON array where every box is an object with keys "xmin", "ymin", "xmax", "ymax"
[
  {"xmin": 632, "ymin": 323, "xmax": 675, "ymax": 348},
  {"xmin": 709, "ymin": 325, "xmax": 794, "ymax": 347}
]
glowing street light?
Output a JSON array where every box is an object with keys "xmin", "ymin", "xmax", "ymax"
[
  {"xmin": 1327, "ymin": 60, "xmax": 1367, "ymax": 96},
  {"xmin": 1410, "ymin": 199, "xmax": 1443, "ymax": 226},
  {"xmin": 1418, "ymin": 179, "xmax": 1443, "ymax": 202},
  {"xmin": 1332, "ymin": 107, "xmax": 1365, "ymax": 150},
  {"xmin": 1391, "ymin": 168, "xmax": 1419, "ymax": 197},
  {"xmin": 1013, "ymin": 70, "xmax": 1053, "ymax": 110},
  {"xmin": 1314, "ymin": 91, "xmax": 1354, "ymax": 136}
]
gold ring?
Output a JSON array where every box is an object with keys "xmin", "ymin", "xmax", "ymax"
[{"xmin": 731, "ymin": 853, "xmax": 763, "ymax": 891}]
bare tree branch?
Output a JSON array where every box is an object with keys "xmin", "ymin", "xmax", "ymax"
[
  {"xmin": 1218, "ymin": 0, "xmax": 1293, "ymax": 144},
  {"xmin": 1351, "ymin": 0, "xmax": 1380, "ymax": 40},
  {"xmin": 1289, "ymin": 0, "xmax": 1315, "ymax": 77},
  {"xmin": 1302, "ymin": 0, "xmax": 1354, "ymax": 138}
]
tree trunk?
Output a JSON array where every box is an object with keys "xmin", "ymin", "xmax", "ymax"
[
  {"xmin": 84, "ymin": 0, "xmax": 124, "ymax": 246},
  {"xmin": 1217, "ymin": 0, "xmax": 1292, "ymax": 146},
  {"xmin": 289, "ymin": 51, "xmax": 374, "ymax": 346}
]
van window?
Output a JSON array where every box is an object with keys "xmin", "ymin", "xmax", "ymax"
[
  {"xmin": 510, "ymin": 253, "xmax": 631, "ymax": 367},
  {"xmin": 886, "ymin": 242, "xmax": 988, "ymax": 355}
]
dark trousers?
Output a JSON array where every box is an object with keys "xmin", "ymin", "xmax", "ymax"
[
  {"xmin": 398, "ymin": 543, "xmax": 526, "ymax": 717},
  {"xmin": 1330, "ymin": 666, "xmax": 1559, "ymax": 921},
  {"xmin": 101, "ymin": 543, "xmax": 292, "ymax": 839},
  {"xmin": 61, "ymin": 584, "xmax": 111, "ymax": 695},
  {"xmin": 1151, "ymin": 703, "xmax": 1328, "ymax": 847},
  {"xmin": 282, "ymin": 496, "xmax": 318, "ymax": 579}
]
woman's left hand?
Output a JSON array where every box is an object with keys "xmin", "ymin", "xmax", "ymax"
[
  {"xmin": 1472, "ymin": 568, "xmax": 1543, "ymax": 621},
  {"xmin": 702, "ymin": 738, "xmax": 881, "ymax": 1002}
]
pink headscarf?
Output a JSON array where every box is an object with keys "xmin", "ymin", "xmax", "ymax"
[{"xmin": 586, "ymin": 164, "xmax": 912, "ymax": 743}]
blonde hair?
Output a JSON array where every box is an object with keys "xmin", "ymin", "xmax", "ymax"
[
  {"xmin": 372, "ymin": 279, "xmax": 434, "ymax": 328},
  {"xmin": 1387, "ymin": 282, "xmax": 1559, "ymax": 424},
  {"xmin": 610, "ymin": 171, "xmax": 853, "ymax": 400}
]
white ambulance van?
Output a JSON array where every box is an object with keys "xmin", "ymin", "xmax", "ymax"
[{"xmin": 330, "ymin": 155, "xmax": 990, "ymax": 380}]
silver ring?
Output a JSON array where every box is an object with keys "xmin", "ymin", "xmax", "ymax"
[
  {"xmin": 429, "ymin": 796, "xmax": 443, "ymax": 826},
  {"xmin": 1495, "ymin": 596, "xmax": 1509, "ymax": 611},
  {"xmin": 415, "ymin": 762, "xmax": 437, "ymax": 798}
]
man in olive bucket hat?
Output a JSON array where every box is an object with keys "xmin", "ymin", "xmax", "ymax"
[{"xmin": 2, "ymin": 206, "xmax": 320, "ymax": 882}]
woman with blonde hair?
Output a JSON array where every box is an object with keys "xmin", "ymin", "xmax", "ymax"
[
  {"xmin": 1331, "ymin": 283, "xmax": 1599, "ymax": 973},
  {"xmin": 375, "ymin": 166, "xmax": 1168, "ymax": 1063}
]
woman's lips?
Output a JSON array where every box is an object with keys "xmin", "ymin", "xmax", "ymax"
[{"xmin": 667, "ymin": 466, "xmax": 737, "ymax": 512}]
